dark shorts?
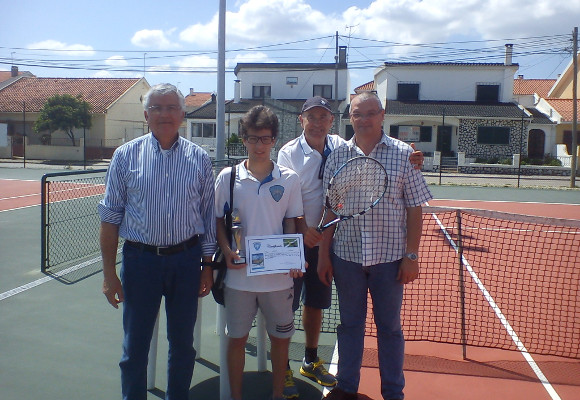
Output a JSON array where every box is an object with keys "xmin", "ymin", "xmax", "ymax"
[{"xmin": 292, "ymin": 246, "xmax": 332, "ymax": 312}]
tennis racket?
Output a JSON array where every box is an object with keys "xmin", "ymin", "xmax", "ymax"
[{"xmin": 317, "ymin": 156, "xmax": 388, "ymax": 232}]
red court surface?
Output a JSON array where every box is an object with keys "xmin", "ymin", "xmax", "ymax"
[
  {"xmin": 2, "ymin": 178, "xmax": 579, "ymax": 400},
  {"xmin": 0, "ymin": 178, "xmax": 104, "ymax": 212},
  {"xmin": 430, "ymin": 198, "xmax": 580, "ymax": 220},
  {"xmin": 0, "ymin": 179, "xmax": 41, "ymax": 211}
]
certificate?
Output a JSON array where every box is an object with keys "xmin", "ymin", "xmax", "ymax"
[{"xmin": 245, "ymin": 234, "xmax": 306, "ymax": 276}]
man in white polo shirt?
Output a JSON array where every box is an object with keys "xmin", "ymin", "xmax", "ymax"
[{"xmin": 277, "ymin": 96, "xmax": 424, "ymax": 398}]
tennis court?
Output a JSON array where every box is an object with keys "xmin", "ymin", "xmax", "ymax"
[{"xmin": 1, "ymin": 167, "xmax": 579, "ymax": 400}]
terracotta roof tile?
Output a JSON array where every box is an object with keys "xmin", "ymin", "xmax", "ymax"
[
  {"xmin": 544, "ymin": 98, "xmax": 580, "ymax": 122},
  {"xmin": 354, "ymin": 81, "xmax": 375, "ymax": 93},
  {"xmin": 0, "ymin": 77, "xmax": 142, "ymax": 113},
  {"xmin": 185, "ymin": 92, "xmax": 213, "ymax": 109},
  {"xmin": 513, "ymin": 78, "xmax": 556, "ymax": 97}
]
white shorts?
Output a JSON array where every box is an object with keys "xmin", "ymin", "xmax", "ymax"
[{"xmin": 224, "ymin": 286, "xmax": 295, "ymax": 339}]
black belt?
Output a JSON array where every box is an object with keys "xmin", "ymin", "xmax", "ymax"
[{"xmin": 125, "ymin": 235, "xmax": 200, "ymax": 256}]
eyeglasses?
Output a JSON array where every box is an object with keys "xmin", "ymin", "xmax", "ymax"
[
  {"xmin": 350, "ymin": 110, "xmax": 383, "ymax": 121},
  {"xmin": 147, "ymin": 105, "xmax": 182, "ymax": 114},
  {"xmin": 244, "ymin": 135, "xmax": 275, "ymax": 144}
]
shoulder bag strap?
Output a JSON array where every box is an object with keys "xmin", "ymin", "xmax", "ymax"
[{"xmin": 224, "ymin": 164, "xmax": 236, "ymax": 246}]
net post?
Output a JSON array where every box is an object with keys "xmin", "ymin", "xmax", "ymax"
[
  {"xmin": 456, "ymin": 209, "xmax": 467, "ymax": 360},
  {"xmin": 40, "ymin": 175, "xmax": 48, "ymax": 273}
]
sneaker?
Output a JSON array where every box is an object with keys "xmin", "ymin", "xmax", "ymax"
[
  {"xmin": 323, "ymin": 387, "xmax": 357, "ymax": 400},
  {"xmin": 283, "ymin": 368, "xmax": 300, "ymax": 399},
  {"xmin": 300, "ymin": 357, "xmax": 337, "ymax": 387}
]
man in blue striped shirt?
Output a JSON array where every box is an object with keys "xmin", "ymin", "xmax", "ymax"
[{"xmin": 98, "ymin": 83, "xmax": 216, "ymax": 400}]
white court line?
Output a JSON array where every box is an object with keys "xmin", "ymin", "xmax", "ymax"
[
  {"xmin": 0, "ymin": 204, "xmax": 40, "ymax": 213},
  {"xmin": 0, "ymin": 255, "xmax": 103, "ymax": 301},
  {"xmin": 0, "ymin": 192, "xmax": 41, "ymax": 201},
  {"xmin": 429, "ymin": 207, "xmax": 561, "ymax": 400}
]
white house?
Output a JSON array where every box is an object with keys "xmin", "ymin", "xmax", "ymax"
[
  {"xmin": 186, "ymin": 47, "xmax": 350, "ymax": 158},
  {"xmin": 368, "ymin": 44, "xmax": 539, "ymax": 164}
]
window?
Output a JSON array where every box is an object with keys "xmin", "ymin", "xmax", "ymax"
[
  {"xmin": 389, "ymin": 125, "xmax": 432, "ymax": 142},
  {"xmin": 420, "ymin": 126, "xmax": 432, "ymax": 142},
  {"xmin": 313, "ymin": 85, "xmax": 333, "ymax": 99},
  {"xmin": 477, "ymin": 126, "xmax": 510, "ymax": 145},
  {"xmin": 252, "ymin": 85, "xmax": 271, "ymax": 99},
  {"xmin": 286, "ymin": 77, "xmax": 298, "ymax": 85},
  {"xmin": 191, "ymin": 122, "xmax": 216, "ymax": 138},
  {"xmin": 476, "ymin": 84, "xmax": 500, "ymax": 103},
  {"xmin": 397, "ymin": 83, "xmax": 420, "ymax": 101}
]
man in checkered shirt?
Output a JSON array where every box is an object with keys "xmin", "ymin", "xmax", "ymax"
[{"xmin": 319, "ymin": 91, "xmax": 433, "ymax": 400}]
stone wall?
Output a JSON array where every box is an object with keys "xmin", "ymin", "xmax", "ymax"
[
  {"xmin": 458, "ymin": 164, "xmax": 570, "ymax": 176},
  {"xmin": 458, "ymin": 118, "xmax": 528, "ymax": 159}
]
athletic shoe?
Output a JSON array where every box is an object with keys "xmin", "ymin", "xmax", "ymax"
[
  {"xmin": 323, "ymin": 387, "xmax": 357, "ymax": 399},
  {"xmin": 283, "ymin": 368, "xmax": 299, "ymax": 399},
  {"xmin": 300, "ymin": 357, "xmax": 337, "ymax": 387}
]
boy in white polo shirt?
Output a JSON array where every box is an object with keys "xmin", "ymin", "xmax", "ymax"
[{"xmin": 214, "ymin": 105, "xmax": 304, "ymax": 400}]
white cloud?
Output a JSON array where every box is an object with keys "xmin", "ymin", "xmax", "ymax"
[
  {"xmin": 180, "ymin": 0, "xmax": 341, "ymax": 47},
  {"xmin": 105, "ymin": 55, "xmax": 129, "ymax": 67},
  {"xmin": 175, "ymin": 55, "xmax": 217, "ymax": 71},
  {"xmin": 27, "ymin": 40, "xmax": 95, "ymax": 56},
  {"xmin": 228, "ymin": 52, "xmax": 272, "ymax": 67},
  {"xmin": 178, "ymin": 0, "xmax": 577, "ymax": 52},
  {"xmin": 131, "ymin": 29, "xmax": 179, "ymax": 49},
  {"xmin": 93, "ymin": 70, "xmax": 114, "ymax": 78}
]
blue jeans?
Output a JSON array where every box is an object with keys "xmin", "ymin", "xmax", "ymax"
[
  {"xmin": 332, "ymin": 254, "xmax": 405, "ymax": 400},
  {"xmin": 120, "ymin": 242, "xmax": 202, "ymax": 400}
]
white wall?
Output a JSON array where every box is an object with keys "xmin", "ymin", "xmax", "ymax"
[
  {"xmin": 25, "ymin": 138, "xmax": 85, "ymax": 161},
  {"xmin": 375, "ymin": 64, "xmax": 518, "ymax": 102},
  {"xmin": 237, "ymin": 68, "xmax": 349, "ymax": 100}
]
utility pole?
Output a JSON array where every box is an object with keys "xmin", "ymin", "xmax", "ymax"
[
  {"xmin": 570, "ymin": 27, "xmax": 578, "ymax": 187},
  {"xmin": 334, "ymin": 31, "xmax": 339, "ymax": 135},
  {"xmin": 23, "ymin": 101, "xmax": 26, "ymax": 168},
  {"xmin": 216, "ymin": 0, "xmax": 226, "ymax": 161}
]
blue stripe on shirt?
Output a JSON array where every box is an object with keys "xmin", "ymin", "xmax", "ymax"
[{"xmin": 98, "ymin": 133, "xmax": 216, "ymax": 256}]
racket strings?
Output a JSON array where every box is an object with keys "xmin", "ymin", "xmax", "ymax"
[{"xmin": 328, "ymin": 158, "xmax": 387, "ymax": 216}]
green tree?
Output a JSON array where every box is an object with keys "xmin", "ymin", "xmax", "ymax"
[{"xmin": 33, "ymin": 94, "xmax": 92, "ymax": 146}]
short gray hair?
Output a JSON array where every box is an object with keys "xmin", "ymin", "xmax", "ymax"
[
  {"xmin": 142, "ymin": 83, "xmax": 185, "ymax": 111},
  {"xmin": 351, "ymin": 91, "xmax": 383, "ymax": 111}
]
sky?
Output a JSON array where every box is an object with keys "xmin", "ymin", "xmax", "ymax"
[{"xmin": 2, "ymin": 0, "xmax": 579, "ymax": 99}]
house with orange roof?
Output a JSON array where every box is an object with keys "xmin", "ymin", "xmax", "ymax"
[
  {"xmin": 184, "ymin": 88, "xmax": 213, "ymax": 112},
  {"xmin": 0, "ymin": 66, "xmax": 35, "ymax": 90},
  {"xmin": 533, "ymin": 54, "xmax": 580, "ymax": 160},
  {"xmin": 0, "ymin": 76, "xmax": 150, "ymax": 161}
]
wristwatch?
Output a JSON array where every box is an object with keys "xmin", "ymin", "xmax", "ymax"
[{"xmin": 404, "ymin": 252, "xmax": 418, "ymax": 261}]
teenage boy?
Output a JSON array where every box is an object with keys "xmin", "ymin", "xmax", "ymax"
[{"xmin": 215, "ymin": 105, "xmax": 304, "ymax": 400}]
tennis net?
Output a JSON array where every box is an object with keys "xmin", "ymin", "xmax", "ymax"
[
  {"xmin": 41, "ymin": 170, "xmax": 579, "ymax": 359},
  {"xmin": 301, "ymin": 206, "xmax": 580, "ymax": 359}
]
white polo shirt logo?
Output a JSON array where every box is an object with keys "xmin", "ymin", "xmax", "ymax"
[{"xmin": 269, "ymin": 185, "xmax": 285, "ymax": 202}]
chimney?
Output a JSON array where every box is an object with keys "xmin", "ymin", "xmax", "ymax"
[
  {"xmin": 505, "ymin": 44, "xmax": 513, "ymax": 66},
  {"xmin": 234, "ymin": 80, "xmax": 241, "ymax": 103},
  {"xmin": 338, "ymin": 46, "xmax": 347, "ymax": 66},
  {"xmin": 190, "ymin": 88, "xmax": 194, "ymax": 96},
  {"xmin": 11, "ymin": 66, "xmax": 18, "ymax": 77}
]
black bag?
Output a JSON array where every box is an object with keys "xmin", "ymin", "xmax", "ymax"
[{"xmin": 211, "ymin": 165, "xmax": 236, "ymax": 305}]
